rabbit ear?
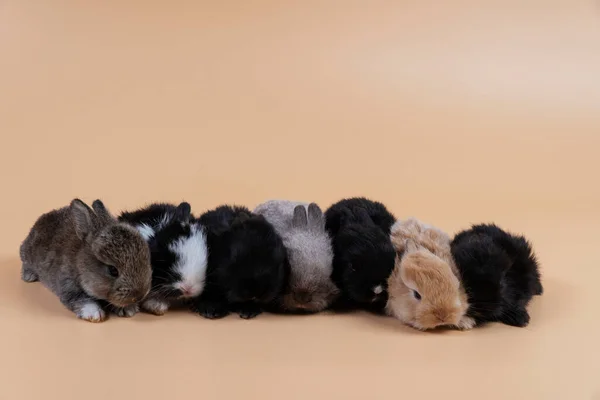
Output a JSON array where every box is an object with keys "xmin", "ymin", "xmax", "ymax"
[
  {"xmin": 404, "ymin": 239, "xmax": 420, "ymax": 253},
  {"xmin": 355, "ymin": 208, "xmax": 375, "ymax": 227},
  {"xmin": 175, "ymin": 202, "xmax": 192, "ymax": 223},
  {"xmin": 71, "ymin": 199, "xmax": 96, "ymax": 240},
  {"xmin": 307, "ymin": 203, "xmax": 325, "ymax": 231},
  {"xmin": 292, "ymin": 205, "xmax": 308, "ymax": 229},
  {"xmin": 91, "ymin": 200, "xmax": 114, "ymax": 226},
  {"xmin": 232, "ymin": 211, "xmax": 251, "ymax": 227},
  {"xmin": 338, "ymin": 209, "xmax": 352, "ymax": 225}
]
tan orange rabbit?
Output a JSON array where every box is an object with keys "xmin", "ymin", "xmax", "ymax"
[{"xmin": 386, "ymin": 218, "xmax": 475, "ymax": 331}]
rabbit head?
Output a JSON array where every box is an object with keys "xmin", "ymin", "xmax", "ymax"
[
  {"xmin": 280, "ymin": 203, "xmax": 339, "ymax": 313},
  {"xmin": 334, "ymin": 207, "xmax": 395, "ymax": 304},
  {"xmin": 386, "ymin": 219, "xmax": 470, "ymax": 330},
  {"xmin": 217, "ymin": 211, "xmax": 288, "ymax": 305},
  {"xmin": 72, "ymin": 199, "xmax": 152, "ymax": 308}
]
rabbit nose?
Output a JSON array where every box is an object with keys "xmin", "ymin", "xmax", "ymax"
[
  {"xmin": 294, "ymin": 291, "xmax": 312, "ymax": 304},
  {"xmin": 180, "ymin": 284, "xmax": 194, "ymax": 297},
  {"xmin": 127, "ymin": 296, "xmax": 140, "ymax": 304},
  {"xmin": 129, "ymin": 290, "xmax": 148, "ymax": 303},
  {"xmin": 434, "ymin": 310, "xmax": 449, "ymax": 323}
]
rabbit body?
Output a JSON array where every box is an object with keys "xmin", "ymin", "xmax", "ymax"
[
  {"xmin": 255, "ymin": 200, "xmax": 338, "ymax": 313},
  {"xmin": 451, "ymin": 223, "xmax": 542, "ymax": 327},
  {"xmin": 324, "ymin": 197, "xmax": 396, "ymax": 312},
  {"xmin": 20, "ymin": 199, "xmax": 152, "ymax": 322},
  {"xmin": 119, "ymin": 202, "xmax": 208, "ymax": 315},
  {"xmin": 192, "ymin": 205, "xmax": 288, "ymax": 319},
  {"xmin": 386, "ymin": 218, "xmax": 474, "ymax": 330}
]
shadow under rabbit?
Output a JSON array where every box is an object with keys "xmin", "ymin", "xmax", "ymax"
[{"xmin": 3, "ymin": 254, "xmax": 574, "ymax": 332}]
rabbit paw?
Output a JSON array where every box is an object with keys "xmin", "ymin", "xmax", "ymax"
[
  {"xmin": 193, "ymin": 301, "xmax": 229, "ymax": 319},
  {"xmin": 456, "ymin": 316, "xmax": 476, "ymax": 330},
  {"xmin": 142, "ymin": 299, "xmax": 169, "ymax": 316},
  {"xmin": 114, "ymin": 304, "xmax": 139, "ymax": 318},
  {"xmin": 237, "ymin": 304, "xmax": 262, "ymax": 319},
  {"xmin": 77, "ymin": 302, "xmax": 107, "ymax": 323},
  {"xmin": 21, "ymin": 264, "xmax": 39, "ymax": 282},
  {"xmin": 499, "ymin": 308, "xmax": 530, "ymax": 327}
]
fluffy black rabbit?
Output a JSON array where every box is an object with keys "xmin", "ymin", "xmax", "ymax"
[
  {"xmin": 192, "ymin": 205, "xmax": 288, "ymax": 319},
  {"xmin": 324, "ymin": 197, "xmax": 396, "ymax": 312},
  {"xmin": 451, "ymin": 223, "xmax": 543, "ymax": 327},
  {"xmin": 118, "ymin": 202, "xmax": 209, "ymax": 315}
]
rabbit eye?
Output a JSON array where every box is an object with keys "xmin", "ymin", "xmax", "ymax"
[
  {"xmin": 107, "ymin": 265, "xmax": 119, "ymax": 278},
  {"xmin": 412, "ymin": 290, "xmax": 421, "ymax": 300}
]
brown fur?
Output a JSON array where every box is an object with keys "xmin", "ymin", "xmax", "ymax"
[
  {"xmin": 386, "ymin": 218, "xmax": 475, "ymax": 330},
  {"xmin": 20, "ymin": 199, "xmax": 152, "ymax": 322},
  {"xmin": 389, "ymin": 218, "xmax": 457, "ymax": 273}
]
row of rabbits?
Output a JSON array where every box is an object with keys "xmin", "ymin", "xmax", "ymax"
[{"xmin": 20, "ymin": 197, "xmax": 542, "ymax": 329}]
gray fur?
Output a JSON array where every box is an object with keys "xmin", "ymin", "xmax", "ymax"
[
  {"xmin": 20, "ymin": 199, "xmax": 152, "ymax": 322},
  {"xmin": 254, "ymin": 200, "xmax": 338, "ymax": 313}
]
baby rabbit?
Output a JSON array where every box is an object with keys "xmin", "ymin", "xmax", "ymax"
[
  {"xmin": 324, "ymin": 197, "xmax": 396, "ymax": 312},
  {"xmin": 386, "ymin": 218, "xmax": 475, "ymax": 331},
  {"xmin": 118, "ymin": 202, "xmax": 208, "ymax": 315},
  {"xmin": 192, "ymin": 205, "xmax": 288, "ymax": 319},
  {"xmin": 451, "ymin": 223, "xmax": 542, "ymax": 327},
  {"xmin": 20, "ymin": 199, "xmax": 152, "ymax": 322},
  {"xmin": 254, "ymin": 200, "xmax": 339, "ymax": 313}
]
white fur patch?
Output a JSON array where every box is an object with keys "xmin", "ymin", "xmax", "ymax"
[
  {"xmin": 456, "ymin": 316, "xmax": 476, "ymax": 330},
  {"xmin": 169, "ymin": 224, "xmax": 208, "ymax": 298},
  {"xmin": 135, "ymin": 212, "xmax": 176, "ymax": 241},
  {"xmin": 77, "ymin": 302, "xmax": 106, "ymax": 322},
  {"xmin": 157, "ymin": 212, "xmax": 174, "ymax": 231},
  {"xmin": 136, "ymin": 223, "xmax": 155, "ymax": 240},
  {"xmin": 373, "ymin": 285, "xmax": 383, "ymax": 295}
]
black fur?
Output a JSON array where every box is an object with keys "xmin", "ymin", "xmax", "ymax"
[
  {"xmin": 451, "ymin": 223, "xmax": 543, "ymax": 327},
  {"xmin": 118, "ymin": 202, "xmax": 191, "ymax": 228},
  {"xmin": 324, "ymin": 197, "xmax": 396, "ymax": 312},
  {"xmin": 192, "ymin": 205, "xmax": 288, "ymax": 319},
  {"xmin": 118, "ymin": 202, "xmax": 194, "ymax": 301}
]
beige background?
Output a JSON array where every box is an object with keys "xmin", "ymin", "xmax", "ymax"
[{"xmin": 1, "ymin": 0, "xmax": 599, "ymax": 399}]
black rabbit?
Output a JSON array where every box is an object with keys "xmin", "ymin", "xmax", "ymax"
[
  {"xmin": 192, "ymin": 205, "xmax": 288, "ymax": 319},
  {"xmin": 324, "ymin": 197, "xmax": 396, "ymax": 312},
  {"xmin": 451, "ymin": 223, "xmax": 543, "ymax": 327}
]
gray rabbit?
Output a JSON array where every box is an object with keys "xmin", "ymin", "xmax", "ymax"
[
  {"xmin": 20, "ymin": 199, "xmax": 152, "ymax": 322},
  {"xmin": 254, "ymin": 200, "xmax": 339, "ymax": 313}
]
